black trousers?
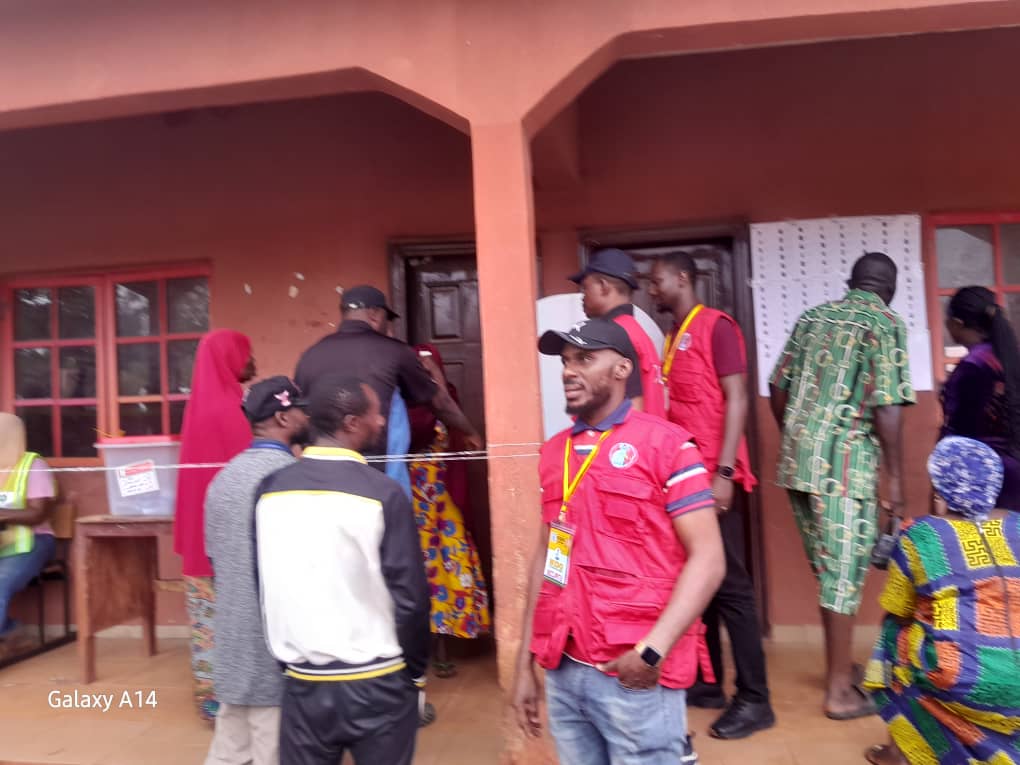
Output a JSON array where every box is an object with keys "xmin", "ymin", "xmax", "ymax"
[
  {"xmin": 700, "ymin": 502, "xmax": 770, "ymax": 704},
  {"xmin": 280, "ymin": 670, "xmax": 419, "ymax": 765}
]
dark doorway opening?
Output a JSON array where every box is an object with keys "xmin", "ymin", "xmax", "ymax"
[
  {"xmin": 390, "ymin": 240, "xmax": 494, "ymax": 618},
  {"xmin": 581, "ymin": 223, "xmax": 770, "ymax": 634}
]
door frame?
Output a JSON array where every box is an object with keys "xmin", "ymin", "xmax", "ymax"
[
  {"xmin": 579, "ymin": 221, "xmax": 771, "ymax": 635},
  {"xmin": 388, "ymin": 238, "xmax": 477, "ymax": 343}
]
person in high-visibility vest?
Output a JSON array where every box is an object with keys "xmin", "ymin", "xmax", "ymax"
[{"xmin": 0, "ymin": 413, "xmax": 57, "ymax": 641}]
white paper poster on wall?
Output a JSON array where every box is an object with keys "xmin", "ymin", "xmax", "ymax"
[
  {"xmin": 535, "ymin": 293, "xmax": 665, "ymax": 440},
  {"xmin": 750, "ymin": 215, "xmax": 934, "ymax": 394}
]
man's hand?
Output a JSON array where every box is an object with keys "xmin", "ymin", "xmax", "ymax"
[
  {"xmin": 597, "ymin": 650, "xmax": 660, "ymax": 690},
  {"xmin": 712, "ymin": 473, "xmax": 734, "ymax": 514},
  {"xmin": 512, "ymin": 660, "xmax": 543, "ymax": 738},
  {"xmin": 418, "ymin": 353, "xmax": 447, "ymax": 387},
  {"xmin": 880, "ymin": 499, "xmax": 906, "ymax": 521},
  {"xmin": 462, "ymin": 432, "xmax": 484, "ymax": 453}
]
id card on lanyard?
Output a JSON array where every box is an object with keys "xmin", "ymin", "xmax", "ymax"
[
  {"xmin": 542, "ymin": 429, "xmax": 612, "ymax": 588},
  {"xmin": 661, "ymin": 304, "xmax": 703, "ymax": 412}
]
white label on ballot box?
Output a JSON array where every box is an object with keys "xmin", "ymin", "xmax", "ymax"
[{"xmin": 116, "ymin": 460, "xmax": 160, "ymax": 497}]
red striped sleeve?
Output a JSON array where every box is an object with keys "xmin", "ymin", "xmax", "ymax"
[{"xmin": 664, "ymin": 441, "xmax": 715, "ymax": 517}]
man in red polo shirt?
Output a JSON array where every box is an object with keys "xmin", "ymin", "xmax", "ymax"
[
  {"xmin": 648, "ymin": 251, "xmax": 776, "ymax": 740},
  {"xmin": 511, "ymin": 318, "xmax": 725, "ymax": 765},
  {"xmin": 571, "ymin": 248, "xmax": 666, "ymax": 418}
]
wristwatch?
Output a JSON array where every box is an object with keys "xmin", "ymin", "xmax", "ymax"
[
  {"xmin": 634, "ymin": 641, "xmax": 663, "ymax": 668},
  {"xmin": 717, "ymin": 465, "xmax": 735, "ymax": 480}
]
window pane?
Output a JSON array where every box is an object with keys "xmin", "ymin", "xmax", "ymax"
[
  {"xmin": 120, "ymin": 402, "xmax": 163, "ymax": 436},
  {"xmin": 61, "ymin": 405, "xmax": 98, "ymax": 458},
  {"xmin": 1002, "ymin": 224, "xmax": 1020, "ymax": 285},
  {"xmin": 168, "ymin": 339, "xmax": 199, "ymax": 394},
  {"xmin": 16, "ymin": 406, "xmax": 53, "ymax": 456},
  {"xmin": 13, "ymin": 288, "xmax": 52, "ymax": 341},
  {"xmin": 58, "ymin": 286, "xmax": 96, "ymax": 339},
  {"xmin": 1005, "ymin": 293, "xmax": 1020, "ymax": 337},
  {"xmin": 118, "ymin": 343, "xmax": 161, "ymax": 396},
  {"xmin": 936, "ymin": 225, "xmax": 995, "ymax": 288},
  {"xmin": 168, "ymin": 277, "xmax": 210, "ymax": 333},
  {"xmin": 116, "ymin": 281, "xmax": 160, "ymax": 337},
  {"xmin": 170, "ymin": 400, "xmax": 188, "ymax": 435},
  {"xmin": 938, "ymin": 295, "xmax": 967, "ymax": 363},
  {"xmin": 60, "ymin": 346, "xmax": 97, "ymax": 398},
  {"xmin": 14, "ymin": 347, "xmax": 51, "ymax": 399}
]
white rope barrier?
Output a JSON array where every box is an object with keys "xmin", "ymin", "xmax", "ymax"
[{"xmin": 30, "ymin": 446, "xmax": 544, "ymax": 474}]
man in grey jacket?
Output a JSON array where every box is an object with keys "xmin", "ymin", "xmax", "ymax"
[{"xmin": 204, "ymin": 376, "xmax": 309, "ymax": 765}]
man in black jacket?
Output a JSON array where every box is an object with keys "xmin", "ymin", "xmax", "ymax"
[
  {"xmin": 254, "ymin": 375, "xmax": 430, "ymax": 765},
  {"xmin": 294, "ymin": 285, "xmax": 482, "ymax": 461}
]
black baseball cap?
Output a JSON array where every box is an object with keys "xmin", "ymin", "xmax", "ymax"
[
  {"xmin": 569, "ymin": 248, "xmax": 639, "ymax": 290},
  {"xmin": 538, "ymin": 319, "xmax": 637, "ymax": 363},
  {"xmin": 342, "ymin": 285, "xmax": 399, "ymax": 320},
  {"xmin": 243, "ymin": 376, "xmax": 306, "ymax": 423}
]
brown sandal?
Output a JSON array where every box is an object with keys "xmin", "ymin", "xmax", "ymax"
[{"xmin": 825, "ymin": 685, "xmax": 877, "ymax": 721}]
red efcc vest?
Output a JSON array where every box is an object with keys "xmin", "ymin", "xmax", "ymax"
[
  {"xmin": 665, "ymin": 307, "xmax": 757, "ymax": 492},
  {"xmin": 612, "ymin": 313, "xmax": 667, "ymax": 419},
  {"xmin": 531, "ymin": 409, "xmax": 713, "ymax": 689}
]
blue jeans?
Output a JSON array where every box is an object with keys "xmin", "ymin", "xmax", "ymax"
[
  {"xmin": 544, "ymin": 658, "xmax": 689, "ymax": 765},
  {"xmin": 0, "ymin": 533, "xmax": 55, "ymax": 633}
]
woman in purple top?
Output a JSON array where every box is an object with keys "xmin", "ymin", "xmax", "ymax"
[{"xmin": 941, "ymin": 286, "xmax": 1020, "ymax": 510}]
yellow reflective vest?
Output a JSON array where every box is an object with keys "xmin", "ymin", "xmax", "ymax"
[{"xmin": 0, "ymin": 452, "xmax": 40, "ymax": 558}]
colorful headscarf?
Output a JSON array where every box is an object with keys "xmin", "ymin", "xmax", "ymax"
[{"xmin": 927, "ymin": 436, "xmax": 1003, "ymax": 521}]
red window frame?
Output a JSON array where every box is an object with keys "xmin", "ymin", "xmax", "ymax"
[
  {"xmin": 1, "ymin": 262, "xmax": 211, "ymax": 464},
  {"xmin": 923, "ymin": 212, "xmax": 1020, "ymax": 383}
]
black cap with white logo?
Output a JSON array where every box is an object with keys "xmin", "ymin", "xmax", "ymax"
[
  {"xmin": 538, "ymin": 318, "xmax": 636, "ymax": 363},
  {"xmin": 242, "ymin": 376, "xmax": 306, "ymax": 423},
  {"xmin": 342, "ymin": 285, "xmax": 399, "ymax": 320}
]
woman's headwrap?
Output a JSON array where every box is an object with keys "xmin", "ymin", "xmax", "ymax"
[{"xmin": 927, "ymin": 436, "xmax": 1003, "ymax": 521}]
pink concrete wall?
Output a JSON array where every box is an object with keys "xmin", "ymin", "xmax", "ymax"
[
  {"xmin": 1, "ymin": 0, "xmax": 1018, "ymax": 136},
  {"xmin": 3, "ymin": 92, "xmax": 474, "ymax": 626}
]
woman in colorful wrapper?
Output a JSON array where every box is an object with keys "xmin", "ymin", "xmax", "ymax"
[
  {"xmin": 174, "ymin": 329, "xmax": 256, "ymax": 722},
  {"xmin": 408, "ymin": 344, "xmax": 491, "ymax": 679},
  {"xmin": 863, "ymin": 436, "xmax": 1020, "ymax": 764}
]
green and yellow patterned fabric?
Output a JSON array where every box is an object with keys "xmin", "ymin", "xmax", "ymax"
[
  {"xmin": 770, "ymin": 289, "xmax": 915, "ymax": 500},
  {"xmin": 864, "ymin": 515, "xmax": 1020, "ymax": 764}
]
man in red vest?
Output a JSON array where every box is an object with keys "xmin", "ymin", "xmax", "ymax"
[
  {"xmin": 512, "ymin": 318, "xmax": 724, "ymax": 765},
  {"xmin": 649, "ymin": 251, "xmax": 776, "ymax": 740},
  {"xmin": 571, "ymin": 248, "xmax": 667, "ymax": 418}
]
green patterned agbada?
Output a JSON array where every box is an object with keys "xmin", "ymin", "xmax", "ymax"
[
  {"xmin": 770, "ymin": 288, "xmax": 916, "ymax": 499},
  {"xmin": 770, "ymin": 289, "xmax": 916, "ymax": 614}
]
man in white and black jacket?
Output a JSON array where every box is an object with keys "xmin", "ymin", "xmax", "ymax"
[{"xmin": 254, "ymin": 374, "xmax": 430, "ymax": 765}]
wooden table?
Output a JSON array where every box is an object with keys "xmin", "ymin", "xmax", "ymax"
[{"xmin": 73, "ymin": 515, "xmax": 176, "ymax": 683}]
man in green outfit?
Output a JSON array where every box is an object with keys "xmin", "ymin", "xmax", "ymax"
[{"xmin": 768, "ymin": 252, "xmax": 914, "ymax": 721}]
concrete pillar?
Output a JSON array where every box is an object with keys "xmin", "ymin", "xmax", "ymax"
[
  {"xmin": 470, "ymin": 122, "xmax": 554, "ymax": 764},
  {"xmin": 538, "ymin": 229, "xmax": 580, "ymax": 297}
]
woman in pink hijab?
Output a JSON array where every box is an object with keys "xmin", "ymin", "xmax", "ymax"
[{"xmin": 174, "ymin": 329, "xmax": 255, "ymax": 722}]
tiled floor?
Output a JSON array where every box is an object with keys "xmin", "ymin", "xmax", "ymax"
[{"xmin": 0, "ymin": 629, "xmax": 887, "ymax": 764}]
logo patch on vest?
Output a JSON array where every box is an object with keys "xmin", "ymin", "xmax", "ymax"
[
  {"xmin": 609, "ymin": 443, "xmax": 639, "ymax": 469},
  {"xmin": 677, "ymin": 332, "xmax": 693, "ymax": 352}
]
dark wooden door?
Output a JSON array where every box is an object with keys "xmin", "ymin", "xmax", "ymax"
[
  {"xmin": 403, "ymin": 251, "xmax": 493, "ymax": 595},
  {"xmin": 626, "ymin": 243, "xmax": 737, "ymax": 336},
  {"xmin": 582, "ymin": 230, "xmax": 770, "ymax": 633}
]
